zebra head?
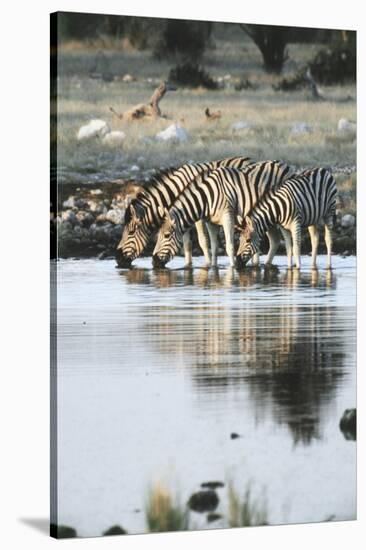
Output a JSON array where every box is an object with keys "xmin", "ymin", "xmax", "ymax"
[
  {"xmin": 152, "ymin": 209, "xmax": 182, "ymax": 268},
  {"xmin": 236, "ymin": 216, "xmax": 261, "ymax": 269},
  {"xmin": 116, "ymin": 202, "xmax": 149, "ymax": 267}
]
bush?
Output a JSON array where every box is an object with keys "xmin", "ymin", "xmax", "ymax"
[
  {"xmin": 309, "ymin": 42, "xmax": 356, "ymax": 84},
  {"xmin": 169, "ymin": 62, "xmax": 218, "ymax": 89}
]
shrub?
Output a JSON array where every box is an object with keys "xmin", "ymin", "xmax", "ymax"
[{"xmin": 169, "ymin": 62, "xmax": 218, "ymax": 89}]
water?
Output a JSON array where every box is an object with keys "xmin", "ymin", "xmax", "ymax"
[{"xmin": 54, "ymin": 255, "xmax": 356, "ymax": 536}]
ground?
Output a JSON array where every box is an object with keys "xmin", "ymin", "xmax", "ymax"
[{"xmin": 53, "ymin": 23, "xmax": 356, "ymax": 258}]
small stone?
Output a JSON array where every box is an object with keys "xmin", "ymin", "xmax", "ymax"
[
  {"xmin": 339, "ymin": 408, "xmax": 356, "ymax": 440},
  {"xmin": 105, "ymin": 208, "xmax": 125, "ymax": 225},
  {"xmin": 188, "ymin": 490, "xmax": 219, "ymax": 513},
  {"xmin": 62, "ymin": 196, "xmax": 76, "ymax": 208},
  {"xmin": 61, "ymin": 210, "xmax": 77, "ymax": 224},
  {"xmin": 102, "ymin": 525, "xmax": 127, "ymax": 536},
  {"xmin": 230, "ymin": 432, "xmax": 240, "ymax": 439}
]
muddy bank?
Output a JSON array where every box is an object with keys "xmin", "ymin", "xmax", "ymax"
[{"xmin": 51, "ymin": 181, "xmax": 356, "ymax": 260}]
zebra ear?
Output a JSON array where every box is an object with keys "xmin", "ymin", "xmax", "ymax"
[{"xmin": 237, "ymin": 214, "xmax": 244, "ymax": 227}]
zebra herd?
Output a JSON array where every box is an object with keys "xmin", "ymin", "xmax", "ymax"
[{"xmin": 115, "ymin": 156, "xmax": 337, "ymax": 270}]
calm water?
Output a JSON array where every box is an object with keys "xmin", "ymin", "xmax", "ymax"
[{"xmin": 54, "ymin": 255, "xmax": 356, "ymax": 536}]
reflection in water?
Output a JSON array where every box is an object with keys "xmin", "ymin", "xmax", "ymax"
[
  {"xmin": 57, "ymin": 258, "xmax": 356, "ymax": 534},
  {"xmin": 119, "ymin": 266, "xmax": 342, "ymax": 446}
]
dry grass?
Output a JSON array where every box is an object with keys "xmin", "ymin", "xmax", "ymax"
[
  {"xmin": 228, "ymin": 483, "xmax": 268, "ymax": 528},
  {"xmin": 145, "ymin": 483, "xmax": 188, "ymax": 533},
  {"xmin": 56, "ymin": 28, "xmax": 356, "ymax": 184}
]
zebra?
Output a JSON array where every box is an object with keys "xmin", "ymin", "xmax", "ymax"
[
  {"xmin": 236, "ymin": 167, "xmax": 337, "ymax": 269},
  {"xmin": 152, "ymin": 160, "xmax": 293, "ymax": 268},
  {"xmin": 115, "ymin": 156, "xmax": 254, "ymax": 268}
]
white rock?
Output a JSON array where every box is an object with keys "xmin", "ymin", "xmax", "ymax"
[
  {"xmin": 90, "ymin": 189, "xmax": 103, "ymax": 196},
  {"xmin": 77, "ymin": 119, "xmax": 111, "ymax": 141},
  {"xmin": 341, "ymin": 214, "xmax": 356, "ymax": 228},
  {"xmin": 63, "ymin": 196, "xmax": 76, "ymax": 208},
  {"xmin": 130, "ymin": 165, "xmax": 140, "ymax": 171},
  {"xmin": 291, "ymin": 122, "xmax": 312, "ymax": 135},
  {"xmin": 155, "ymin": 124, "xmax": 188, "ymax": 143},
  {"xmin": 231, "ymin": 120, "xmax": 253, "ymax": 131},
  {"xmin": 61, "ymin": 210, "xmax": 77, "ymax": 224},
  {"xmin": 105, "ymin": 208, "xmax": 126, "ymax": 224},
  {"xmin": 102, "ymin": 130, "xmax": 126, "ymax": 145},
  {"xmin": 338, "ymin": 118, "xmax": 356, "ymax": 133}
]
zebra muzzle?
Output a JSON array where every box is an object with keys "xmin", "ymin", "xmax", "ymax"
[
  {"xmin": 152, "ymin": 255, "xmax": 168, "ymax": 269},
  {"xmin": 236, "ymin": 255, "xmax": 251, "ymax": 270},
  {"xmin": 115, "ymin": 249, "xmax": 133, "ymax": 268}
]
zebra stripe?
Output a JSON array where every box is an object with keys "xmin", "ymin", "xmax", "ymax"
[
  {"xmin": 116, "ymin": 156, "xmax": 253, "ymax": 266},
  {"xmin": 152, "ymin": 160, "xmax": 293, "ymax": 267},
  {"xmin": 237, "ymin": 167, "xmax": 337, "ymax": 269}
]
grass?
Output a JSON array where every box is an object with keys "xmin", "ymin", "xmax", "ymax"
[
  {"xmin": 145, "ymin": 483, "xmax": 189, "ymax": 533},
  {"xmin": 228, "ymin": 484, "xmax": 268, "ymax": 528},
  {"xmin": 55, "ymin": 27, "xmax": 356, "ymax": 185}
]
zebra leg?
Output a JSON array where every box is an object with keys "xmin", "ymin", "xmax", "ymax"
[
  {"xmin": 265, "ymin": 226, "xmax": 282, "ymax": 266},
  {"xmin": 281, "ymin": 228, "xmax": 293, "ymax": 268},
  {"xmin": 307, "ymin": 225, "xmax": 319, "ymax": 269},
  {"xmin": 195, "ymin": 220, "xmax": 211, "ymax": 267},
  {"xmin": 222, "ymin": 211, "xmax": 236, "ymax": 267},
  {"xmin": 206, "ymin": 223, "xmax": 220, "ymax": 267},
  {"xmin": 252, "ymin": 253, "xmax": 260, "ymax": 267},
  {"xmin": 291, "ymin": 221, "xmax": 302, "ymax": 269},
  {"xmin": 182, "ymin": 230, "xmax": 192, "ymax": 267},
  {"xmin": 324, "ymin": 223, "xmax": 333, "ymax": 269}
]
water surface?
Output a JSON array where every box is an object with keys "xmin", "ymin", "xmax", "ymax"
[{"xmin": 55, "ymin": 255, "xmax": 356, "ymax": 536}]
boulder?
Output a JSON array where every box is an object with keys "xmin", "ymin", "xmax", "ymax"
[
  {"xmin": 339, "ymin": 408, "xmax": 356, "ymax": 440},
  {"xmin": 341, "ymin": 214, "xmax": 356, "ymax": 228},
  {"xmin": 77, "ymin": 119, "xmax": 111, "ymax": 141},
  {"xmin": 338, "ymin": 118, "xmax": 356, "ymax": 133},
  {"xmin": 231, "ymin": 120, "xmax": 253, "ymax": 131},
  {"xmin": 155, "ymin": 124, "xmax": 188, "ymax": 143}
]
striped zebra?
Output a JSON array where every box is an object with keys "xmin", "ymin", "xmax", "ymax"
[
  {"xmin": 152, "ymin": 160, "xmax": 293, "ymax": 268},
  {"xmin": 116, "ymin": 156, "xmax": 253, "ymax": 267},
  {"xmin": 236, "ymin": 167, "xmax": 337, "ymax": 269}
]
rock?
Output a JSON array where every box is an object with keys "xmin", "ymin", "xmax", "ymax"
[
  {"xmin": 77, "ymin": 119, "xmax": 111, "ymax": 141},
  {"xmin": 87, "ymin": 199, "xmax": 106, "ymax": 214},
  {"xmin": 291, "ymin": 122, "xmax": 312, "ymax": 135},
  {"xmin": 50, "ymin": 524, "xmax": 77, "ymax": 539},
  {"xmin": 230, "ymin": 432, "xmax": 240, "ymax": 439},
  {"xmin": 105, "ymin": 208, "xmax": 125, "ymax": 224},
  {"xmin": 231, "ymin": 120, "xmax": 253, "ymax": 131},
  {"xmin": 90, "ymin": 189, "xmax": 103, "ymax": 196},
  {"xmin": 155, "ymin": 124, "xmax": 188, "ymax": 143},
  {"xmin": 102, "ymin": 525, "xmax": 127, "ymax": 536},
  {"xmin": 200, "ymin": 481, "xmax": 225, "ymax": 490},
  {"xmin": 188, "ymin": 490, "xmax": 219, "ymax": 513},
  {"xmin": 338, "ymin": 118, "xmax": 356, "ymax": 133},
  {"xmin": 339, "ymin": 408, "xmax": 356, "ymax": 440},
  {"xmin": 62, "ymin": 196, "xmax": 76, "ymax": 208},
  {"xmin": 341, "ymin": 214, "xmax": 356, "ymax": 228},
  {"xmin": 130, "ymin": 165, "xmax": 140, "ymax": 171},
  {"xmin": 122, "ymin": 74, "xmax": 136, "ymax": 82},
  {"xmin": 61, "ymin": 210, "xmax": 77, "ymax": 224},
  {"xmin": 75, "ymin": 211, "xmax": 95, "ymax": 226},
  {"xmin": 102, "ymin": 130, "xmax": 126, "ymax": 145}
]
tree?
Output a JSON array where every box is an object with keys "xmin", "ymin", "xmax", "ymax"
[{"xmin": 240, "ymin": 24, "xmax": 291, "ymax": 74}]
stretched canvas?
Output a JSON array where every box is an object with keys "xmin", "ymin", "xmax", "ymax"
[{"xmin": 50, "ymin": 11, "xmax": 357, "ymax": 539}]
